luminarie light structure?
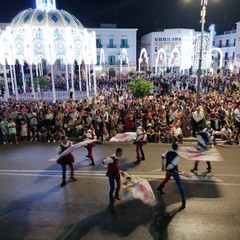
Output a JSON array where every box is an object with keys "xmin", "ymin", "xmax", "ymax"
[{"xmin": 0, "ymin": 0, "xmax": 96, "ymax": 101}]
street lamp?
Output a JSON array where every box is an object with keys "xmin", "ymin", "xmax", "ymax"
[{"xmin": 196, "ymin": 0, "xmax": 208, "ymax": 106}]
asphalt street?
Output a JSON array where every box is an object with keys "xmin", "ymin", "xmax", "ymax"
[{"xmin": 0, "ymin": 142, "xmax": 240, "ymax": 240}]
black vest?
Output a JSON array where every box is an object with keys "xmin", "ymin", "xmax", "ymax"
[{"xmin": 165, "ymin": 151, "xmax": 178, "ymax": 172}]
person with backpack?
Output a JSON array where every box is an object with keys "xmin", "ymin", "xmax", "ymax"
[{"xmin": 157, "ymin": 143, "xmax": 186, "ymax": 209}]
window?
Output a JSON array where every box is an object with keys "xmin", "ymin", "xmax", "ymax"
[
  {"xmin": 56, "ymin": 60, "xmax": 65, "ymax": 70},
  {"xmin": 226, "ymin": 39, "xmax": 229, "ymax": 47},
  {"xmin": 224, "ymin": 52, "xmax": 228, "ymax": 60},
  {"xmin": 225, "ymin": 61, "xmax": 227, "ymax": 67},
  {"xmin": 97, "ymin": 55, "xmax": 100, "ymax": 65},
  {"xmin": 155, "ymin": 47, "xmax": 158, "ymax": 53},
  {"xmin": 108, "ymin": 55, "xmax": 116, "ymax": 65},
  {"xmin": 155, "ymin": 38, "xmax": 158, "ymax": 41},
  {"xmin": 120, "ymin": 39, "xmax": 129, "ymax": 48},
  {"xmin": 234, "ymin": 38, "xmax": 236, "ymax": 46},
  {"xmin": 219, "ymin": 40, "xmax": 222, "ymax": 47},
  {"xmin": 96, "ymin": 39, "xmax": 102, "ymax": 48},
  {"xmin": 159, "ymin": 38, "xmax": 162, "ymax": 41},
  {"xmin": 233, "ymin": 52, "xmax": 235, "ymax": 59},
  {"xmin": 163, "ymin": 38, "xmax": 166, "ymax": 41},
  {"xmin": 213, "ymin": 41, "xmax": 215, "ymax": 46},
  {"xmin": 108, "ymin": 38, "xmax": 115, "ymax": 48}
]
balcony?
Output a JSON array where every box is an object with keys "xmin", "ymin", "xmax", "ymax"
[
  {"xmin": 120, "ymin": 44, "xmax": 129, "ymax": 48},
  {"xmin": 107, "ymin": 44, "xmax": 117, "ymax": 48}
]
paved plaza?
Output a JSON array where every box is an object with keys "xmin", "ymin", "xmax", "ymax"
[{"xmin": 0, "ymin": 142, "xmax": 240, "ymax": 240}]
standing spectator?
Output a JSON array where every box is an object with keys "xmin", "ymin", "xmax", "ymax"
[
  {"xmin": 0, "ymin": 116, "xmax": 8, "ymax": 144},
  {"xmin": 20, "ymin": 120, "xmax": 28, "ymax": 142},
  {"xmin": 7, "ymin": 118, "xmax": 18, "ymax": 144},
  {"xmin": 192, "ymin": 106, "xmax": 205, "ymax": 137}
]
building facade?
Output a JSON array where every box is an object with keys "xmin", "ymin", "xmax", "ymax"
[
  {"xmin": 140, "ymin": 27, "xmax": 216, "ymax": 76},
  {"xmin": 89, "ymin": 24, "xmax": 137, "ymax": 78}
]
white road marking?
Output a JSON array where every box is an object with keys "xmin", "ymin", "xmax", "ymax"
[{"xmin": 1, "ymin": 170, "xmax": 239, "ymax": 185}]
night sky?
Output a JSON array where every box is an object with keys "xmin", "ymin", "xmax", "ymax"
[{"xmin": 1, "ymin": 0, "xmax": 240, "ymax": 37}]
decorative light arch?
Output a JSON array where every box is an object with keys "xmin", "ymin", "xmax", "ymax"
[
  {"xmin": 120, "ymin": 48, "xmax": 129, "ymax": 74},
  {"xmin": 155, "ymin": 48, "xmax": 167, "ymax": 73},
  {"xmin": 211, "ymin": 47, "xmax": 223, "ymax": 69},
  {"xmin": 168, "ymin": 47, "xmax": 181, "ymax": 67},
  {"xmin": 138, "ymin": 48, "xmax": 148, "ymax": 72}
]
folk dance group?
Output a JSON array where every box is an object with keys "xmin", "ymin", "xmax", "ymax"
[{"xmin": 54, "ymin": 122, "xmax": 221, "ymax": 210}]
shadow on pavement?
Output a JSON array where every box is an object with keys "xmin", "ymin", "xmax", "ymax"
[
  {"xmin": 57, "ymin": 199, "xmax": 182, "ymax": 240},
  {"xmin": 0, "ymin": 186, "xmax": 59, "ymax": 240}
]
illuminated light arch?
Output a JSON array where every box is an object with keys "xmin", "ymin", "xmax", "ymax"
[
  {"xmin": 211, "ymin": 47, "xmax": 223, "ymax": 68},
  {"xmin": 120, "ymin": 48, "xmax": 129, "ymax": 73},
  {"xmin": 138, "ymin": 48, "xmax": 148, "ymax": 72},
  {"xmin": 169, "ymin": 47, "xmax": 181, "ymax": 67},
  {"xmin": 155, "ymin": 48, "xmax": 167, "ymax": 73},
  {"xmin": 100, "ymin": 48, "xmax": 105, "ymax": 66}
]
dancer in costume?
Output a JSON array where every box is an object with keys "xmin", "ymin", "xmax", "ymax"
[
  {"xmin": 56, "ymin": 136, "xmax": 77, "ymax": 187},
  {"xmin": 134, "ymin": 122, "xmax": 147, "ymax": 165},
  {"xmin": 83, "ymin": 124, "xmax": 97, "ymax": 166},
  {"xmin": 102, "ymin": 148, "xmax": 123, "ymax": 206},
  {"xmin": 157, "ymin": 143, "xmax": 186, "ymax": 209},
  {"xmin": 191, "ymin": 125, "xmax": 212, "ymax": 172}
]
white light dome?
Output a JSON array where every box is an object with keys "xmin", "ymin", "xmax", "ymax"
[{"xmin": 10, "ymin": 8, "xmax": 84, "ymax": 30}]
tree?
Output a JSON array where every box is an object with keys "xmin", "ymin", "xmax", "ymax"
[
  {"xmin": 33, "ymin": 76, "xmax": 49, "ymax": 94},
  {"xmin": 127, "ymin": 77, "xmax": 153, "ymax": 99}
]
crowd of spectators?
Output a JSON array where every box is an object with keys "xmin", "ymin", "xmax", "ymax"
[{"xmin": 0, "ymin": 73, "xmax": 240, "ymax": 145}]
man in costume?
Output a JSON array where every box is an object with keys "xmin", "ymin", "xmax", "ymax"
[
  {"xmin": 83, "ymin": 124, "xmax": 97, "ymax": 166},
  {"xmin": 191, "ymin": 125, "xmax": 212, "ymax": 172},
  {"xmin": 134, "ymin": 122, "xmax": 147, "ymax": 165},
  {"xmin": 102, "ymin": 148, "xmax": 123, "ymax": 206},
  {"xmin": 56, "ymin": 136, "xmax": 77, "ymax": 187},
  {"xmin": 157, "ymin": 143, "xmax": 186, "ymax": 209}
]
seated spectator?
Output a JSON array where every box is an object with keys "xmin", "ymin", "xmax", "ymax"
[
  {"xmin": 146, "ymin": 125, "xmax": 155, "ymax": 142},
  {"xmin": 117, "ymin": 121, "xmax": 125, "ymax": 133},
  {"xmin": 48, "ymin": 125, "xmax": 58, "ymax": 142},
  {"xmin": 154, "ymin": 126, "xmax": 161, "ymax": 143},
  {"xmin": 221, "ymin": 124, "xmax": 232, "ymax": 141},
  {"xmin": 57, "ymin": 127, "xmax": 66, "ymax": 140},
  {"xmin": 163, "ymin": 126, "xmax": 173, "ymax": 143},
  {"xmin": 38, "ymin": 126, "xmax": 48, "ymax": 142},
  {"xmin": 29, "ymin": 124, "xmax": 38, "ymax": 142},
  {"xmin": 172, "ymin": 122, "xmax": 183, "ymax": 144},
  {"xmin": 232, "ymin": 126, "xmax": 240, "ymax": 145},
  {"xmin": 203, "ymin": 124, "xmax": 215, "ymax": 144}
]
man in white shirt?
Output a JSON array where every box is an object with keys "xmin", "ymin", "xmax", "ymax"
[{"xmin": 192, "ymin": 106, "xmax": 205, "ymax": 137}]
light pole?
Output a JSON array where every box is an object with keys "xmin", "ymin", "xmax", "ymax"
[{"xmin": 196, "ymin": 0, "xmax": 208, "ymax": 106}]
